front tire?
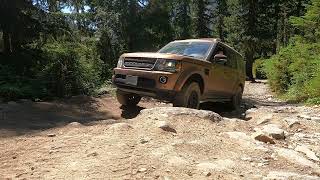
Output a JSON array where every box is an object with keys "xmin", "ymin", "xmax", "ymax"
[
  {"xmin": 116, "ymin": 90, "xmax": 141, "ymax": 107},
  {"xmin": 173, "ymin": 82, "xmax": 201, "ymax": 109}
]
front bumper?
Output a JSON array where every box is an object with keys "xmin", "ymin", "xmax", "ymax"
[{"xmin": 112, "ymin": 68, "xmax": 179, "ymax": 100}]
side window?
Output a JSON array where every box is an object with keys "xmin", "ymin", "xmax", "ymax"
[
  {"xmin": 224, "ymin": 48, "xmax": 233, "ymax": 68},
  {"xmin": 225, "ymin": 48, "xmax": 238, "ymax": 69},
  {"xmin": 210, "ymin": 44, "xmax": 225, "ymax": 62}
]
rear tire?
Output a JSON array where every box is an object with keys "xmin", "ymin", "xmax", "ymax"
[
  {"xmin": 230, "ymin": 86, "xmax": 243, "ymax": 110},
  {"xmin": 173, "ymin": 82, "xmax": 201, "ymax": 109},
  {"xmin": 116, "ymin": 90, "xmax": 141, "ymax": 107}
]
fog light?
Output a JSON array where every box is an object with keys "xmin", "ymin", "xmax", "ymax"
[{"xmin": 159, "ymin": 76, "xmax": 168, "ymax": 84}]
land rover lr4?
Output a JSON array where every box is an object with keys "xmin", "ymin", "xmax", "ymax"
[{"xmin": 112, "ymin": 38, "xmax": 246, "ymax": 109}]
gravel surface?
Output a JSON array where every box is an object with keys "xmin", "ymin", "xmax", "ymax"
[{"xmin": 0, "ymin": 81, "xmax": 320, "ymax": 179}]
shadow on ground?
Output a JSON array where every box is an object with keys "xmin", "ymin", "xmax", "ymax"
[
  {"xmin": 120, "ymin": 105, "xmax": 145, "ymax": 119},
  {"xmin": 0, "ymin": 96, "xmax": 119, "ymax": 137}
]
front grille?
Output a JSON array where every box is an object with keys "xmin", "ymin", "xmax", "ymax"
[{"xmin": 123, "ymin": 57, "xmax": 156, "ymax": 70}]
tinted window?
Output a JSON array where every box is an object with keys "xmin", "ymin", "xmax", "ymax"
[{"xmin": 159, "ymin": 41, "xmax": 212, "ymax": 60}]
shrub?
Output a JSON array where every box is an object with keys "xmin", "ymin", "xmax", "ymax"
[
  {"xmin": 0, "ymin": 38, "xmax": 104, "ymax": 100},
  {"xmin": 253, "ymin": 58, "xmax": 267, "ymax": 79},
  {"xmin": 40, "ymin": 39, "xmax": 104, "ymax": 97},
  {"xmin": 0, "ymin": 65, "xmax": 47, "ymax": 100},
  {"xmin": 264, "ymin": 41, "xmax": 320, "ymax": 103}
]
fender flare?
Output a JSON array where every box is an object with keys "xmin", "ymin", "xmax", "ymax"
[{"xmin": 174, "ymin": 70, "xmax": 206, "ymax": 94}]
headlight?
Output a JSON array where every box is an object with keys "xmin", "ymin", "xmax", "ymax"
[
  {"xmin": 117, "ymin": 57, "xmax": 124, "ymax": 68},
  {"xmin": 154, "ymin": 59, "xmax": 178, "ymax": 72}
]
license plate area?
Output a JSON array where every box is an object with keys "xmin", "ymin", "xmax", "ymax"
[{"xmin": 125, "ymin": 75, "xmax": 138, "ymax": 86}]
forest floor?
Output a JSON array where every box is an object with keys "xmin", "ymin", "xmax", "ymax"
[{"xmin": 1, "ymin": 81, "xmax": 320, "ymax": 179}]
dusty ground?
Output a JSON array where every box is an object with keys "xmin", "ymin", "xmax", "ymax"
[{"xmin": 1, "ymin": 81, "xmax": 320, "ymax": 179}]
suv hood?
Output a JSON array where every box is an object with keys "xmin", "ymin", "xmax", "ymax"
[{"xmin": 121, "ymin": 52, "xmax": 186, "ymax": 60}]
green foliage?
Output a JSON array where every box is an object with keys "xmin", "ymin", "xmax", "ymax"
[
  {"xmin": 290, "ymin": 0, "xmax": 320, "ymax": 42},
  {"xmin": 264, "ymin": 0, "xmax": 320, "ymax": 104},
  {"xmin": 192, "ymin": 0, "xmax": 212, "ymax": 38},
  {"xmin": 171, "ymin": 0, "xmax": 192, "ymax": 39},
  {"xmin": 253, "ymin": 59, "xmax": 267, "ymax": 79},
  {"xmin": 264, "ymin": 42, "xmax": 320, "ymax": 103},
  {"xmin": 0, "ymin": 65, "xmax": 46, "ymax": 100},
  {"xmin": 40, "ymin": 39, "xmax": 103, "ymax": 97}
]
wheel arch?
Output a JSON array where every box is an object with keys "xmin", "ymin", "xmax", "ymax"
[{"xmin": 175, "ymin": 72, "xmax": 205, "ymax": 95}]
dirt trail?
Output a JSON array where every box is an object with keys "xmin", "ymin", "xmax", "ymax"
[{"xmin": 1, "ymin": 81, "xmax": 320, "ymax": 179}]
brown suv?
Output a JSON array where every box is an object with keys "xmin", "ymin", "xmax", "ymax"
[{"xmin": 112, "ymin": 38, "xmax": 245, "ymax": 109}]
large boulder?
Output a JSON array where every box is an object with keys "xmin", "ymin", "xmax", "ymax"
[
  {"xmin": 262, "ymin": 124, "xmax": 285, "ymax": 140},
  {"xmin": 140, "ymin": 107, "xmax": 223, "ymax": 122}
]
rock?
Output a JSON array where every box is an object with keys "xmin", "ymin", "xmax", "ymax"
[
  {"xmin": 298, "ymin": 114, "xmax": 312, "ymax": 120},
  {"xmin": 47, "ymin": 133, "xmax": 56, "ymax": 137},
  {"xmin": 7, "ymin": 101, "xmax": 17, "ymax": 105},
  {"xmin": 160, "ymin": 176, "xmax": 173, "ymax": 180},
  {"xmin": 137, "ymin": 168, "xmax": 147, "ymax": 173},
  {"xmin": 263, "ymin": 171, "xmax": 320, "ymax": 180},
  {"xmin": 87, "ymin": 152, "xmax": 98, "ymax": 157},
  {"xmin": 257, "ymin": 114, "xmax": 273, "ymax": 125},
  {"xmin": 252, "ymin": 132, "xmax": 275, "ymax": 144},
  {"xmin": 196, "ymin": 159, "xmax": 236, "ymax": 172},
  {"xmin": 19, "ymin": 99, "xmax": 32, "ymax": 103},
  {"xmin": 204, "ymin": 172, "xmax": 212, "ymax": 176},
  {"xmin": 68, "ymin": 122, "xmax": 82, "ymax": 127},
  {"xmin": 140, "ymin": 107, "xmax": 223, "ymax": 122},
  {"xmin": 224, "ymin": 132, "xmax": 268, "ymax": 151},
  {"xmin": 167, "ymin": 156, "xmax": 189, "ymax": 166},
  {"xmin": 276, "ymin": 148, "xmax": 319, "ymax": 170},
  {"xmin": 262, "ymin": 124, "xmax": 285, "ymax": 140},
  {"xmin": 311, "ymin": 117, "xmax": 320, "ymax": 122},
  {"xmin": 34, "ymin": 98, "xmax": 41, "ymax": 102},
  {"xmin": 109, "ymin": 123, "xmax": 133, "ymax": 131},
  {"xmin": 246, "ymin": 108, "xmax": 258, "ymax": 113},
  {"xmin": 295, "ymin": 145, "xmax": 320, "ymax": 161},
  {"xmin": 240, "ymin": 157, "xmax": 253, "ymax": 162},
  {"xmin": 140, "ymin": 138, "xmax": 150, "ymax": 144},
  {"xmin": 158, "ymin": 121, "xmax": 177, "ymax": 133},
  {"xmin": 283, "ymin": 117, "xmax": 300, "ymax": 128}
]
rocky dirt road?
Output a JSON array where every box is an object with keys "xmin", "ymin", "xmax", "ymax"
[{"xmin": 0, "ymin": 81, "xmax": 320, "ymax": 179}]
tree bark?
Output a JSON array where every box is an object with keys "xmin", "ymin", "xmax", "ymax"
[
  {"xmin": 3, "ymin": 29, "xmax": 12, "ymax": 54},
  {"xmin": 218, "ymin": 16, "xmax": 224, "ymax": 41},
  {"xmin": 245, "ymin": 50, "xmax": 255, "ymax": 82}
]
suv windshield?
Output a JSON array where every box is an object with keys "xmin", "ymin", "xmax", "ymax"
[{"xmin": 158, "ymin": 41, "xmax": 212, "ymax": 60}]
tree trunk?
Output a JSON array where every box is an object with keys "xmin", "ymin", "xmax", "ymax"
[
  {"xmin": 218, "ymin": 16, "xmax": 224, "ymax": 41},
  {"xmin": 245, "ymin": 51, "xmax": 255, "ymax": 82},
  {"xmin": 3, "ymin": 29, "xmax": 12, "ymax": 54}
]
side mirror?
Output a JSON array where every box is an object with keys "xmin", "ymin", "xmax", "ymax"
[{"xmin": 213, "ymin": 54, "xmax": 228, "ymax": 65}]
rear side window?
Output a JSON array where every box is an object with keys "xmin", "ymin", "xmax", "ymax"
[
  {"xmin": 224, "ymin": 47, "xmax": 237, "ymax": 69},
  {"xmin": 237, "ymin": 54, "xmax": 245, "ymax": 73}
]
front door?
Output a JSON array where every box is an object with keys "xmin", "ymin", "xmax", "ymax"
[{"xmin": 208, "ymin": 44, "xmax": 235, "ymax": 99}]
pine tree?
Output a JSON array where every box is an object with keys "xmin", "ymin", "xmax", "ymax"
[
  {"xmin": 192, "ymin": 0, "xmax": 212, "ymax": 38},
  {"xmin": 212, "ymin": 0, "xmax": 228, "ymax": 41},
  {"xmin": 142, "ymin": 0, "xmax": 173, "ymax": 49},
  {"xmin": 236, "ymin": 0, "xmax": 259, "ymax": 81},
  {"xmin": 170, "ymin": 0, "xmax": 192, "ymax": 39}
]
